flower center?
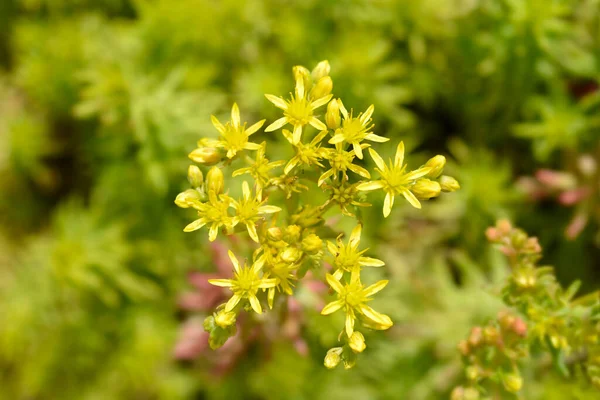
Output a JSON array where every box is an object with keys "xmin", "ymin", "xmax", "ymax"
[
  {"xmin": 285, "ymin": 97, "xmax": 313, "ymax": 125},
  {"xmin": 341, "ymin": 118, "xmax": 366, "ymax": 142}
]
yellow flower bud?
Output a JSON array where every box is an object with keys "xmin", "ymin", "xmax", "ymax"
[
  {"xmin": 206, "ymin": 166, "xmax": 224, "ymax": 195},
  {"xmin": 326, "ymin": 99, "xmax": 341, "ymax": 129},
  {"xmin": 301, "ymin": 234, "xmax": 323, "ymax": 254},
  {"xmin": 280, "ymin": 247, "xmax": 302, "ymax": 263},
  {"xmin": 285, "ymin": 225, "xmax": 302, "ymax": 243},
  {"xmin": 324, "ymin": 347, "xmax": 342, "ymax": 369},
  {"xmin": 189, "ymin": 147, "xmax": 221, "ymax": 165},
  {"xmin": 412, "ymin": 178, "xmax": 441, "ymax": 200},
  {"xmin": 174, "ymin": 189, "xmax": 201, "ymax": 208},
  {"xmin": 215, "ymin": 310, "xmax": 237, "ymax": 328},
  {"xmin": 310, "ymin": 76, "xmax": 333, "ymax": 100},
  {"xmin": 187, "ymin": 165, "xmax": 203, "ymax": 188},
  {"xmin": 439, "ymin": 175, "xmax": 460, "ymax": 192},
  {"xmin": 267, "ymin": 227, "xmax": 283, "ymax": 241},
  {"xmin": 348, "ymin": 331, "xmax": 366, "ymax": 353},
  {"xmin": 425, "ymin": 155, "xmax": 446, "ymax": 178},
  {"xmin": 293, "ymin": 65, "xmax": 312, "ymax": 92},
  {"xmin": 465, "ymin": 366, "xmax": 479, "ymax": 381},
  {"xmin": 311, "ymin": 60, "xmax": 330, "ymax": 81},
  {"xmin": 502, "ymin": 372, "xmax": 523, "ymax": 393},
  {"xmin": 451, "ymin": 387, "xmax": 480, "ymax": 400}
]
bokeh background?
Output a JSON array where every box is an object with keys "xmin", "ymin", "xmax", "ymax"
[{"xmin": 0, "ymin": 0, "xmax": 599, "ymax": 399}]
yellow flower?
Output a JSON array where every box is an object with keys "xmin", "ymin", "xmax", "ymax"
[
  {"xmin": 209, "ymin": 250, "xmax": 277, "ymax": 314},
  {"xmin": 269, "ymin": 174, "xmax": 309, "ymax": 199},
  {"xmin": 326, "ymin": 224, "xmax": 384, "ymax": 280},
  {"xmin": 231, "ymin": 181, "xmax": 281, "ymax": 242},
  {"xmin": 211, "ymin": 103, "xmax": 265, "ymax": 159},
  {"xmin": 282, "ymin": 129, "xmax": 329, "ymax": 174},
  {"xmin": 183, "ymin": 191, "xmax": 236, "ymax": 241},
  {"xmin": 357, "ymin": 141, "xmax": 431, "ymax": 216},
  {"xmin": 264, "ymin": 259, "xmax": 298, "ymax": 309},
  {"xmin": 232, "ymin": 142, "xmax": 285, "ymax": 188},
  {"xmin": 321, "ymin": 273, "xmax": 392, "ymax": 337},
  {"xmin": 264, "ymin": 75, "xmax": 332, "ymax": 144},
  {"xmin": 328, "ymin": 101, "xmax": 389, "ymax": 159},
  {"xmin": 318, "ymin": 143, "xmax": 370, "ymax": 186},
  {"xmin": 323, "ymin": 179, "xmax": 370, "ymax": 217}
]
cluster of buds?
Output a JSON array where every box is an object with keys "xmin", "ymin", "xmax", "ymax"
[
  {"xmin": 175, "ymin": 61, "xmax": 459, "ymax": 367},
  {"xmin": 518, "ymin": 150, "xmax": 600, "ymax": 240},
  {"xmin": 455, "ymin": 220, "xmax": 600, "ymax": 395},
  {"xmin": 453, "ymin": 311, "xmax": 528, "ymax": 398}
]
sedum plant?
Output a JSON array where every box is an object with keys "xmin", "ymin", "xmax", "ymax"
[
  {"xmin": 453, "ymin": 220, "xmax": 600, "ymax": 399},
  {"xmin": 175, "ymin": 60, "xmax": 460, "ymax": 369}
]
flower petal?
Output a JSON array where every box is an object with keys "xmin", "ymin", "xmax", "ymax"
[
  {"xmin": 225, "ymin": 294, "xmax": 242, "ymax": 312},
  {"xmin": 325, "ymin": 273, "xmax": 344, "ymax": 293},
  {"xmin": 356, "ymin": 180, "xmax": 384, "ymax": 192},
  {"xmin": 353, "ymin": 143, "xmax": 363, "ymax": 159},
  {"xmin": 183, "ymin": 219, "xmax": 206, "ymax": 232},
  {"xmin": 265, "ymin": 94, "xmax": 288, "ymax": 110},
  {"xmin": 338, "ymin": 99, "xmax": 349, "ymax": 119},
  {"xmin": 368, "ymin": 148, "xmax": 385, "ymax": 170},
  {"xmin": 231, "ymin": 103, "xmax": 240, "ymax": 128},
  {"xmin": 383, "ymin": 192, "xmax": 395, "ymax": 217},
  {"xmin": 249, "ymin": 295, "xmax": 262, "ymax": 314},
  {"xmin": 211, "ymin": 115, "xmax": 225, "ymax": 134},
  {"xmin": 402, "ymin": 190, "xmax": 422, "ymax": 209},
  {"xmin": 321, "ymin": 299, "xmax": 343, "ymax": 315},
  {"xmin": 310, "ymin": 94, "xmax": 333, "ymax": 110},
  {"xmin": 348, "ymin": 164, "xmax": 370, "ymax": 179},
  {"xmin": 328, "ymin": 133, "xmax": 345, "ymax": 144},
  {"xmin": 247, "ymin": 223, "xmax": 259, "ymax": 242},
  {"xmin": 292, "ymin": 124, "xmax": 303, "ymax": 144},
  {"xmin": 228, "ymin": 250, "xmax": 241, "ymax": 273},
  {"xmin": 345, "ymin": 311, "xmax": 355, "ymax": 337},
  {"xmin": 208, "ymin": 279, "xmax": 234, "ymax": 288},
  {"xmin": 258, "ymin": 278, "xmax": 277, "ymax": 289},
  {"xmin": 309, "ymin": 117, "xmax": 327, "ymax": 132},
  {"xmin": 360, "ymin": 104, "xmax": 374, "ymax": 124},
  {"xmin": 208, "ymin": 224, "xmax": 219, "ymax": 241},
  {"xmin": 246, "ymin": 119, "xmax": 266, "ymax": 135},
  {"xmin": 265, "ymin": 117, "xmax": 288, "ymax": 132},
  {"xmin": 258, "ymin": 205, "xmax": 281, "ymax": 214},
  {"xmin": 318, "ymin": 169, "xmax": 334, "ymax": 186},
  {"xmin": 244, "ymin": 142, "xmax": 262, "ymax": 150},
  {"xmin": 395, "ymin": 141, "xmax": 405, "ymax": 168},
  {"xmin": 365, "ymin": 133, "xmax": 389, "ymax": 143},
  {"xmin": 359, "ymin": 304, "xmax": 393, "ymax": 329},
  {"xmin": 349, "ymin": 225, "xmax": 362, "ymax": 246},
  {"xmin": 363, "ymin": 280, "xmax": 388, "ymax": 297},
  {"xmin": 359, "ymin": 257, "xmax": 385, "ymax": 267}
]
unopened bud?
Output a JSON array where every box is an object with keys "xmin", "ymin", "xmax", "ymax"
[
  {"xmin": 281, "ymin": 247, "xmax": 302, "ymax": 264},
  {"xmin": 465, "ymin": 366, "xmax": 479, "ymax": 381},
  {"xmin": 502, "ymin": 372, "xmax": 523, "ymax": 393},
  {"xmin": 311, "ymin": 60, "xmax": 330, "ymax": 81},
  {"xmin": 483, "ymin": 326, "xmax": 499, "ymax": 345},
  {"xmin": 187, "ymin": 165, "xmax": 204, "ymax": 188},
  {"xmin": 189, "ymin": 147, "xmax": 221, "ymax": 165},
  {"xmin": 458, "ymin": 340, "xmax": 470, "ymax": 356},
  {"xmin": 310, "ymin": 76, "xmax": 333, "ymax": 100},
  {"xmin": 512, "ymin": 318, "xmax": 527, "ymax": 337},
  {"xmin": 498, "ymin": 311, "xmax": 516, "ymax": 331},
  {"xmin": 451, "ymin": 387, "xmax": 480, "ymax": 400},
  {"xmin": 301, "ymin": 234, "xmax": 323, "ymax": 254},
  {"xmin": 439, "ymin": 175, "xmax": 460, "ymax": 192},
  {"xmin": 324, "ymin": 347, "xmax": 342, "ymax": 369},
  {"xmin": 175, "ymin": 189, "xmax": 201, "ymax": 208},
  {"xmin": 412, "ymin": 178, "xmax": 442, "ymax": 200},
  {"xmin": 425, "ymin": 155, "xmax": 446, "ymax": 178},
  {"xmin": 514, "ymin": 268, "xmax": 536, "ymax": 289},
  {"xmin": 215, "ymin": 310, "xmax": 237, "ymax": 328},
  {"xmin": 348, "ymin": 331, "xmax": 366, "ymax": 353},
  {"xmin": 285, "ymin": 225, "xmax": 302, "ymax": 243},
  {"xmin": 497, "ymin": 219, "xmax": 512, "ymax": 235},
  {"xmin": 326, "ymin": 99, "xmax": 341, "ymax": 129},
  {"xmin": 267, "ymin": 227, "xmax": 283, "ymax": 241},
  {"xmin": 293, "ymin": 65, "xmax": 312, "ymax": 92},
  {"xmin": 206, "ymin": 166, "xmax": 224, "ymax": 194},
  {"xmin": 468, "ymin": 327, "xmax": 483, "ymax": 348}
]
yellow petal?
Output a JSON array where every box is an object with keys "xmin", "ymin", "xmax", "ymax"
[
  {"xmin": 402, "ymin": 190, "xmax": 422, "ymax": 209},
  {"xmin": 359, "ymin": 257, "xmax": 385, "ymax": 267},
  {"xmin": 228, "ymin": 250, "xmax": 241, "ymax": 273},
  {"xmin": 353, "ymin": 143, "xmax": 363, "ymax": 159},
  {"xmin": 365, "ymin": 133, "xmax": 389, "ymax": 143},
  {"xmin": 325, "ymin": 273, "xmax": 344, "ymax": 293},
  {"xmin": 225, "ymin": 294, "xmax": 242, "ymax": 312},
  {"xmin": 383, "ymin": 192, "xmax": 395, "ymax": 217},
  {"xmin": 231, "ymin": 102, "xmax": 240, "ymax": 128},
  {"xmin": 359, "ymin": 304, "xmax": 393, "ymax": 329},
  {"xmin": 265, "ymin": 117, "xmax": 288, "ymax": 132},
  {"xmin": 264, "ymin": 94, "xmax": 288, "ymax": 110},
  {"xmin": 208, "ymin": 279, "xmax": 234, "ymax": 287},
  {"xmin": 363, "ymin": 280, "xmax": 389, "ymax": 297},
  {"xmin": 356, "ymin": 180, "xmax": 384, "ymax": 192},
  {"xmin": 321, "ymin": 300, "xmax": 343, "ymax": 315},
  {"xmin": 247, "ymin": 223, "xmax": 259, "ymax": 242},
  {"xmin": 395, "ymin": 141, "xmax": 405, "ymax": 167},
  {"xmin": 249, "ymin": 295, "xmax": 262, "ymax": 314},
  {"xmin": 183, "ymin": 219, "xmax": 206, "ymax": 232},
  {"xmin": 246, "ymin": 119, "xmax": 266, "ymax": 135},
  {"xmin": 292, "ymin": 124, "xmax": 303, "ymax": 144},
  {"xmin": 349, "ymin": 224, "xmax": 362, "ymax": 246},
  {"xmin": 210, "ymin": 115, "xmax": 225, "ymax": 134},
  {"xmin": 345, "ymin": 311, "xmax": 355, "ymax": 337},
  {"xmin": 368, "ymin": 148, "xmax": 385, "ymax": 170},
  {"xmin": 360, "ymin": 104, "xmax": 374, "ymax": 124},
  {"xmin": 310, "ymin": 94, "xmax": 333, "ymax": 110}
]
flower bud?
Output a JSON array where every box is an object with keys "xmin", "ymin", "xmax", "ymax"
[
  {"xmin": 451, "ymin": 386, "xmax": 480, "ymax": 400},
  {"xmin": 324, "ymin": 347, "xmax": 342, "ymax": 369},
  {"xmin": 174, "ymin": 189, "xmax": 202, "ymax": 208},
  {"xmin": 439, "ymin": 175, "xmax": 460, "ymax": 192},
  {"xmin": 412, "ymin": 178, "xmax": 441, "ymax": 200},
  {"xmin": 514, "ymin": 268, "xmax": 536, "ymax": 289},
  {"xmin": 457, "ymin": 340, "xmax": 470, "ymax": 356},
  {"xmin": 310, "ymin": 76, "xmax": 333, "ymax": 100},
  {"xmin": 293, "ymin": 65, "xmax": 312, "ymax": 92},
  {"xmin": 425, "ymin": 155, "xmax": 446, "ymax": 178},
  {"xmin": 326, "ymin": 99, "xmax": 341, "ymax": 129},
  {"xmin": 267, "ymin": 227, "xmax": 283, "ymax": 241},
  {"xmin": 215, "ymin": 310, "xmax": 237, "ymax": 328},
  {"xmin": 483, "ymin": 326, "xmax": 499, "ymax": 345},
  {"xmin": 465, "ymin": 366, "xmax": 479, "ymax": 381},
  {"xmin": 285, "ymin": 225, "xmax": 302, "ymax": 243},
  {"xmin": 206, "ymin": 166, "xmax": 224, "ymax": 194},
  {"xmin": 468, "ymin": 327, "xmax": 483, "ymax": 347},
  {"xmin": 502, "ymin": 372, "xmax": 523, "ymax": 393},
  {"xmin": 301, "ymin": 234, "xmax": 323, "ymax": 254},
  {"xmin": 348, "ymin": 331, "xmax": 366, "ymax": 353},
  {"xmin": 281, "ymin": 247, "xmax": 302, "ymax": 264},
  {"xmin": 187, "ymin": 165, "xmax": 204, "ymax": 188},
  {"xmin": 188, "ymin": 147, "xmax": 221, "ymax": 165},
  {"xmin": 311, "ymin": 60, "xmax": 330, "ymax": 81}
]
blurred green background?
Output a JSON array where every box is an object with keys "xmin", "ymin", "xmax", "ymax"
[{"xmin": 0, "ymin": 0, "xmax": 599, "ymax": 399}]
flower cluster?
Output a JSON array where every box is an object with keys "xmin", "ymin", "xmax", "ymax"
[
  {"xmin": 175, "ymin": 61, "xmax": 460, "ymax": 367},
  {"xmin": 453, "ymin": 220, "xmax": 600, "ymax": 398}
]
